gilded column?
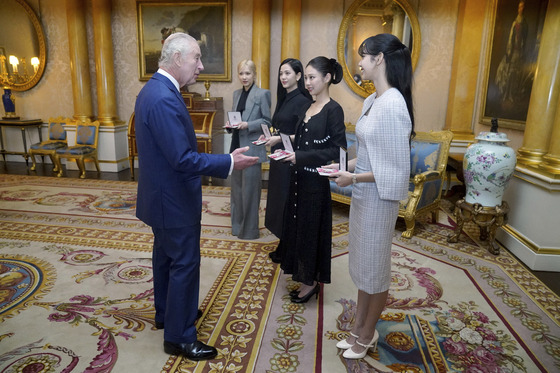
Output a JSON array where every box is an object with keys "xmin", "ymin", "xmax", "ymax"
[
  {"xmin": 391, "ymin": 5, "xmax": 404, "ymax": 41},
  {"xmin": 444, "ymin": 0, "xmax": 486, "ymax": 142},
  {"xmin": 539, "ymin": 91, "xmax": 560, "ymax": 177},
  {"xmin": 252, "ymin": 0, "xmax": 271, "ymax": 89},
  {"xmin": 517, "ymin": 0, "xmax": 560, "ymax": 166},
  {"xmin": 91, "ymin": 0, "xmax": 120, "ymax": 126},
  {"xmin": 66, "ymin": 0, "xmax": 93, "ymax": 122},
  {"xmin": 281, "ymin": 0, "xmax": 301, "ymax": 61}
]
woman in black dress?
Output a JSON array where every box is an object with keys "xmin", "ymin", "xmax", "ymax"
[
  {"xmin": 263, "ymin": 59, "xmax": 312, "ymax": 261},
  {"xmin": 274, "ymin": 57, "xmax": 346, "ymax": 303}
]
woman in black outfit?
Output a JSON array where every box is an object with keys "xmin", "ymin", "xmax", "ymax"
[
  {"xmin": 274, "ymin": 57, "xmax": 346, "ymax": 303},
  {"xmin": 264, "ymin": 59, "xmax": 312, "ymax": 262}
]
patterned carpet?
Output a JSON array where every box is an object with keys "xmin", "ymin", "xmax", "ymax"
[{"xmin": 0, "ymin": 175, "xmax": 558, "ymax": 372}]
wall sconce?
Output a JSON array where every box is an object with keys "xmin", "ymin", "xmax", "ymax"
[
  {"xmin": 0, "ymin": 54, "xmax": 30, "ymax": 86},
  {"xmin": 9, "ymin": 55, "xmax": 19, "ymax": 74},
  {"xmin": 31, "ymin": 57, "xmax": 40, "ymax": 74}
]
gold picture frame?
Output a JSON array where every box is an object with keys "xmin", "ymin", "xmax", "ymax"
[
  {"xmin": 479, "ymin": 0, "xmax": 548, "ymax": 130},
  {"xmin": 136, "ymin": 0, "xmax": 231, "ymax": 82}
]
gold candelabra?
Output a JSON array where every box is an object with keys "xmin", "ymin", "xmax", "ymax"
[{"xmin": 0, "ymin": 54, "xmax": 39, "ymax": 87}]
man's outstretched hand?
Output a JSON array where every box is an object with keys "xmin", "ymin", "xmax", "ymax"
[{"xmin": 231, "ymin": 146, "xmax": 259, "ymax": 170}]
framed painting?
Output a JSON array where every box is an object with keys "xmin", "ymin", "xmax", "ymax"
[
  {"xmin": 479, "ymin": 0, "xmax": 548, "ymax": 130},
  {"xmin": 136, "ymin": 0, "xmax": 231, "ymax": 82}
]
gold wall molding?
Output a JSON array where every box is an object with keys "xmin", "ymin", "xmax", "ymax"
[
  {"xmin": 501, "ymin": 225, "xmax": 559, "ymax": 255},
  {"xmin": 513, "ymin": 166, "xmax": 560, "ymax": 191}
]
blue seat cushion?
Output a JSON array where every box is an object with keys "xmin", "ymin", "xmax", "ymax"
[
  {"xmin": 410, "ymin": 141, "xmax": 441, "ymax": 176},
  {"xmin": 57, "ymin": 146, "xmax": 96, "ymax": 156},
  {"xmin": 30, "ymin": 141, "xmax": 67, "ymax": 150}
]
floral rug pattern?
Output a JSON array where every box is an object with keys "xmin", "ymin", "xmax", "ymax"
[{"xmin": 0, "ymin": 175, "xmax": 558, "ymax": 373}]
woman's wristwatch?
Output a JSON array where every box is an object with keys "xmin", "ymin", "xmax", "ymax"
[{"xmin": 352, "ymin": 173, "xmax": 358, "ymax": 184}]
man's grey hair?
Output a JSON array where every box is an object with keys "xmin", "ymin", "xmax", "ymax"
[{"xmin": 158, "ymin": 33, "xmax": 197, "ymax": 68}]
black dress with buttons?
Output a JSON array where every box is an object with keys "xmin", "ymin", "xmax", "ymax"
[
  {"xmin": 265, "ymin": 89, "xmax": 312, "ymax": 238},
  {"xmin": 277, "ymin": 99, "xmax": 346, "ymax": 286}
]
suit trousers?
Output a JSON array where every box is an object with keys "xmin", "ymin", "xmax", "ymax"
[
  {"xmin": 152, "ymin": 225, "xmax": 201, "ymax": 343},
  {"xmin": 230, "ymin": 162, "xmax": 262, "ymax": 239}
]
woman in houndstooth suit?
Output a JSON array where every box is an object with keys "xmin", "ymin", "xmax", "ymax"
[{"xmin": 329, "ymin": 33, "xmax": 415, "ymax": 359}]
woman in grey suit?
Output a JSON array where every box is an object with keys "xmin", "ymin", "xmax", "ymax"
[
  {"xmin": 330, "ymin": 34, "xmax": 415, "ymax": 359},
  {"xmin": 227, "ymin": 60, "xmax": 271, "ymax": 239}
]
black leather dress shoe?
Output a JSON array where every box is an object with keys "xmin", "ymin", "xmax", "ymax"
[
  {"xmin": 163, "ymin": 340, "xmax": 217, "ymax": 361},
  {"xmin": 155, "ymin": 309, "xmax": 203, "ymax": 329}
]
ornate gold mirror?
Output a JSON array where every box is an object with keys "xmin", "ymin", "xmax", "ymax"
[
  {"xmin": 337, "ymin": 0, "xmax": 421, "ymax": 98},
  {"xmin": 0, "ymin": 0, "xmax": 47, "ymax": 91}
]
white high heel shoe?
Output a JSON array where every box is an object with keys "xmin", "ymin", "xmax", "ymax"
[
  {"xmin": 336, "ymin": 332, "xmax": 359, "ymax": 349},
  {"xmin": 342, "ymin": 330, "xmax": 379, "ymax": 359}
]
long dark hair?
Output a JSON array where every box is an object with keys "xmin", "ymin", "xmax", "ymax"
[
  {"xmin": 358, "ymin": 33, "xmax": 415, "ymax": 138},
  {"xmin": 306, "ymin": 56, "xmax": 343, "ymax": 85},
  {"xmin": 274, "ymin": 58, "xmax": 311, "ymax": 114}
]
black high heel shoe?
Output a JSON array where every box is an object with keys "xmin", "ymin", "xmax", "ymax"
[
  {"xmin": 289, "ymin": 289, "xmax": 300, "ymax": 297},
  {"xmin": 291, "ymin": 284, "xmax": 320, "ymax": 303}
]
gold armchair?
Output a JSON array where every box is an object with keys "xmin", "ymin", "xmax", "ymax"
[
  {"xmin": 55, "ymin": 119, "xmax": 101, "ymax": 178},
  {"xmin": 398, "ymin": 130, "xmax": 453, "ymax": 238},
  {"xmin": 29, "ymin": 116, "xmax": 69, "ymax": 172}
]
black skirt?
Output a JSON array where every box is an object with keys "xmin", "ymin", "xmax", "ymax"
[{"xmin": 277, "ymin": 168, "xmax": 332, "ymax": 285}]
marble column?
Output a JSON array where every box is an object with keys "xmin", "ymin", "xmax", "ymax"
[
  {"xmin": 91, "ymin": 0, "xmax": 120, "ymax": 126},
  {"xmin": 252, "ymin": 0, "xmax": 272, "ymax": 89},
  {"xmin": 281, "ymin": 0, "xmax": 301, "ymax": 61},
  {"xmin": 66, "ymin": 0, "xmax": 93, "ymax": 122},
  {"xmin": 516, "ymin": 0, "xmax": 560, "ymax": 167}
]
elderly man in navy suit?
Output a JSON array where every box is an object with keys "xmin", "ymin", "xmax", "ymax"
[{"xmin": 135, "ymin": 33, "xmax": 258, "ymax": 361}]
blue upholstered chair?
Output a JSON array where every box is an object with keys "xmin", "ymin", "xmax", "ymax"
[
  {"xmin": 29, "ymin": 117, "xmax": 68, "ymax": 172},
  {"xmin": 329, "ymin": 129, "xmax": 453, "ymax": 239},
  {"xmin": 398, "ymin": 130, "xmax": 453, "ymax": 238},
  {"xmin": 55, "ymin": 119, "xmax": 100, "ymax": 178}
]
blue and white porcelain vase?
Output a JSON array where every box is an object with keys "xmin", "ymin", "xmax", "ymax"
[
  {"xmin": 2, "ymin": 88, "xmax": 17, "ymax": 118},
  {"xmin": 463, "ymin": 129, "xmax": 516, "ymax": 207}
]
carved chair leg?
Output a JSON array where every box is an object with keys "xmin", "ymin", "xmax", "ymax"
[
  {"xmin": 76, "ymin": 159, "xmax": 86, "ymax": 178},
  {"xmin": 56, "ymin": 156, "xmax": 64, "ymax": 177},
  {"xmin": 93, "ymin": 156, "xmax": 101, "ymax": 173},
  {"xmin": 130, "ymin": 156, "xmax": 135, "ymax": 180},
  {"xmin": 30, "ymin": 154, "xmax": 37, "ymax": 171},
  {"xmin": 431, "ymin": 209, "xmax": 439, "ymax": 224},
  {"xmin": 49, "ymin": 154, "xmax": 59, "ymax": 172},
  {"xmin": 401, "ymin": 217, "xmax": 415, "ymax": 239}
]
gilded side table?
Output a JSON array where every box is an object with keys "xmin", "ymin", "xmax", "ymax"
[
  {"xmin": 447, "ymin": 199, "xmax": 509, "ymax": 255},
  {"xmin": 0, "ymin": 118, "xmax": 43, "ymax": 166}
]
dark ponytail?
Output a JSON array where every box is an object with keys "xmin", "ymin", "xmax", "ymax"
[
  {"xmin": 307, "ymin": 56, "xmax": 343, "ymax": 85},
  {"xmin": 359, "ymin": 34, "xmax": 415, "ymax": 139}
]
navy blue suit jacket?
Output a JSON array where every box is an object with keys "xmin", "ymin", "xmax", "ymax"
[{"xmin": 135, "ymin": 73, "xmax": 231, "ymax": 228}]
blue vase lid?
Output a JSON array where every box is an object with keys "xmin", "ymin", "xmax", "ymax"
[{"xmin": 475, "ymin": 131, "xmax": 510, "ymax": 142}]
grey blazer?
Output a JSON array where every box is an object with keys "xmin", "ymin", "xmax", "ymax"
[{"xmin": 232, "ymin": 85, "xmax": 271, "ymax": 162}]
